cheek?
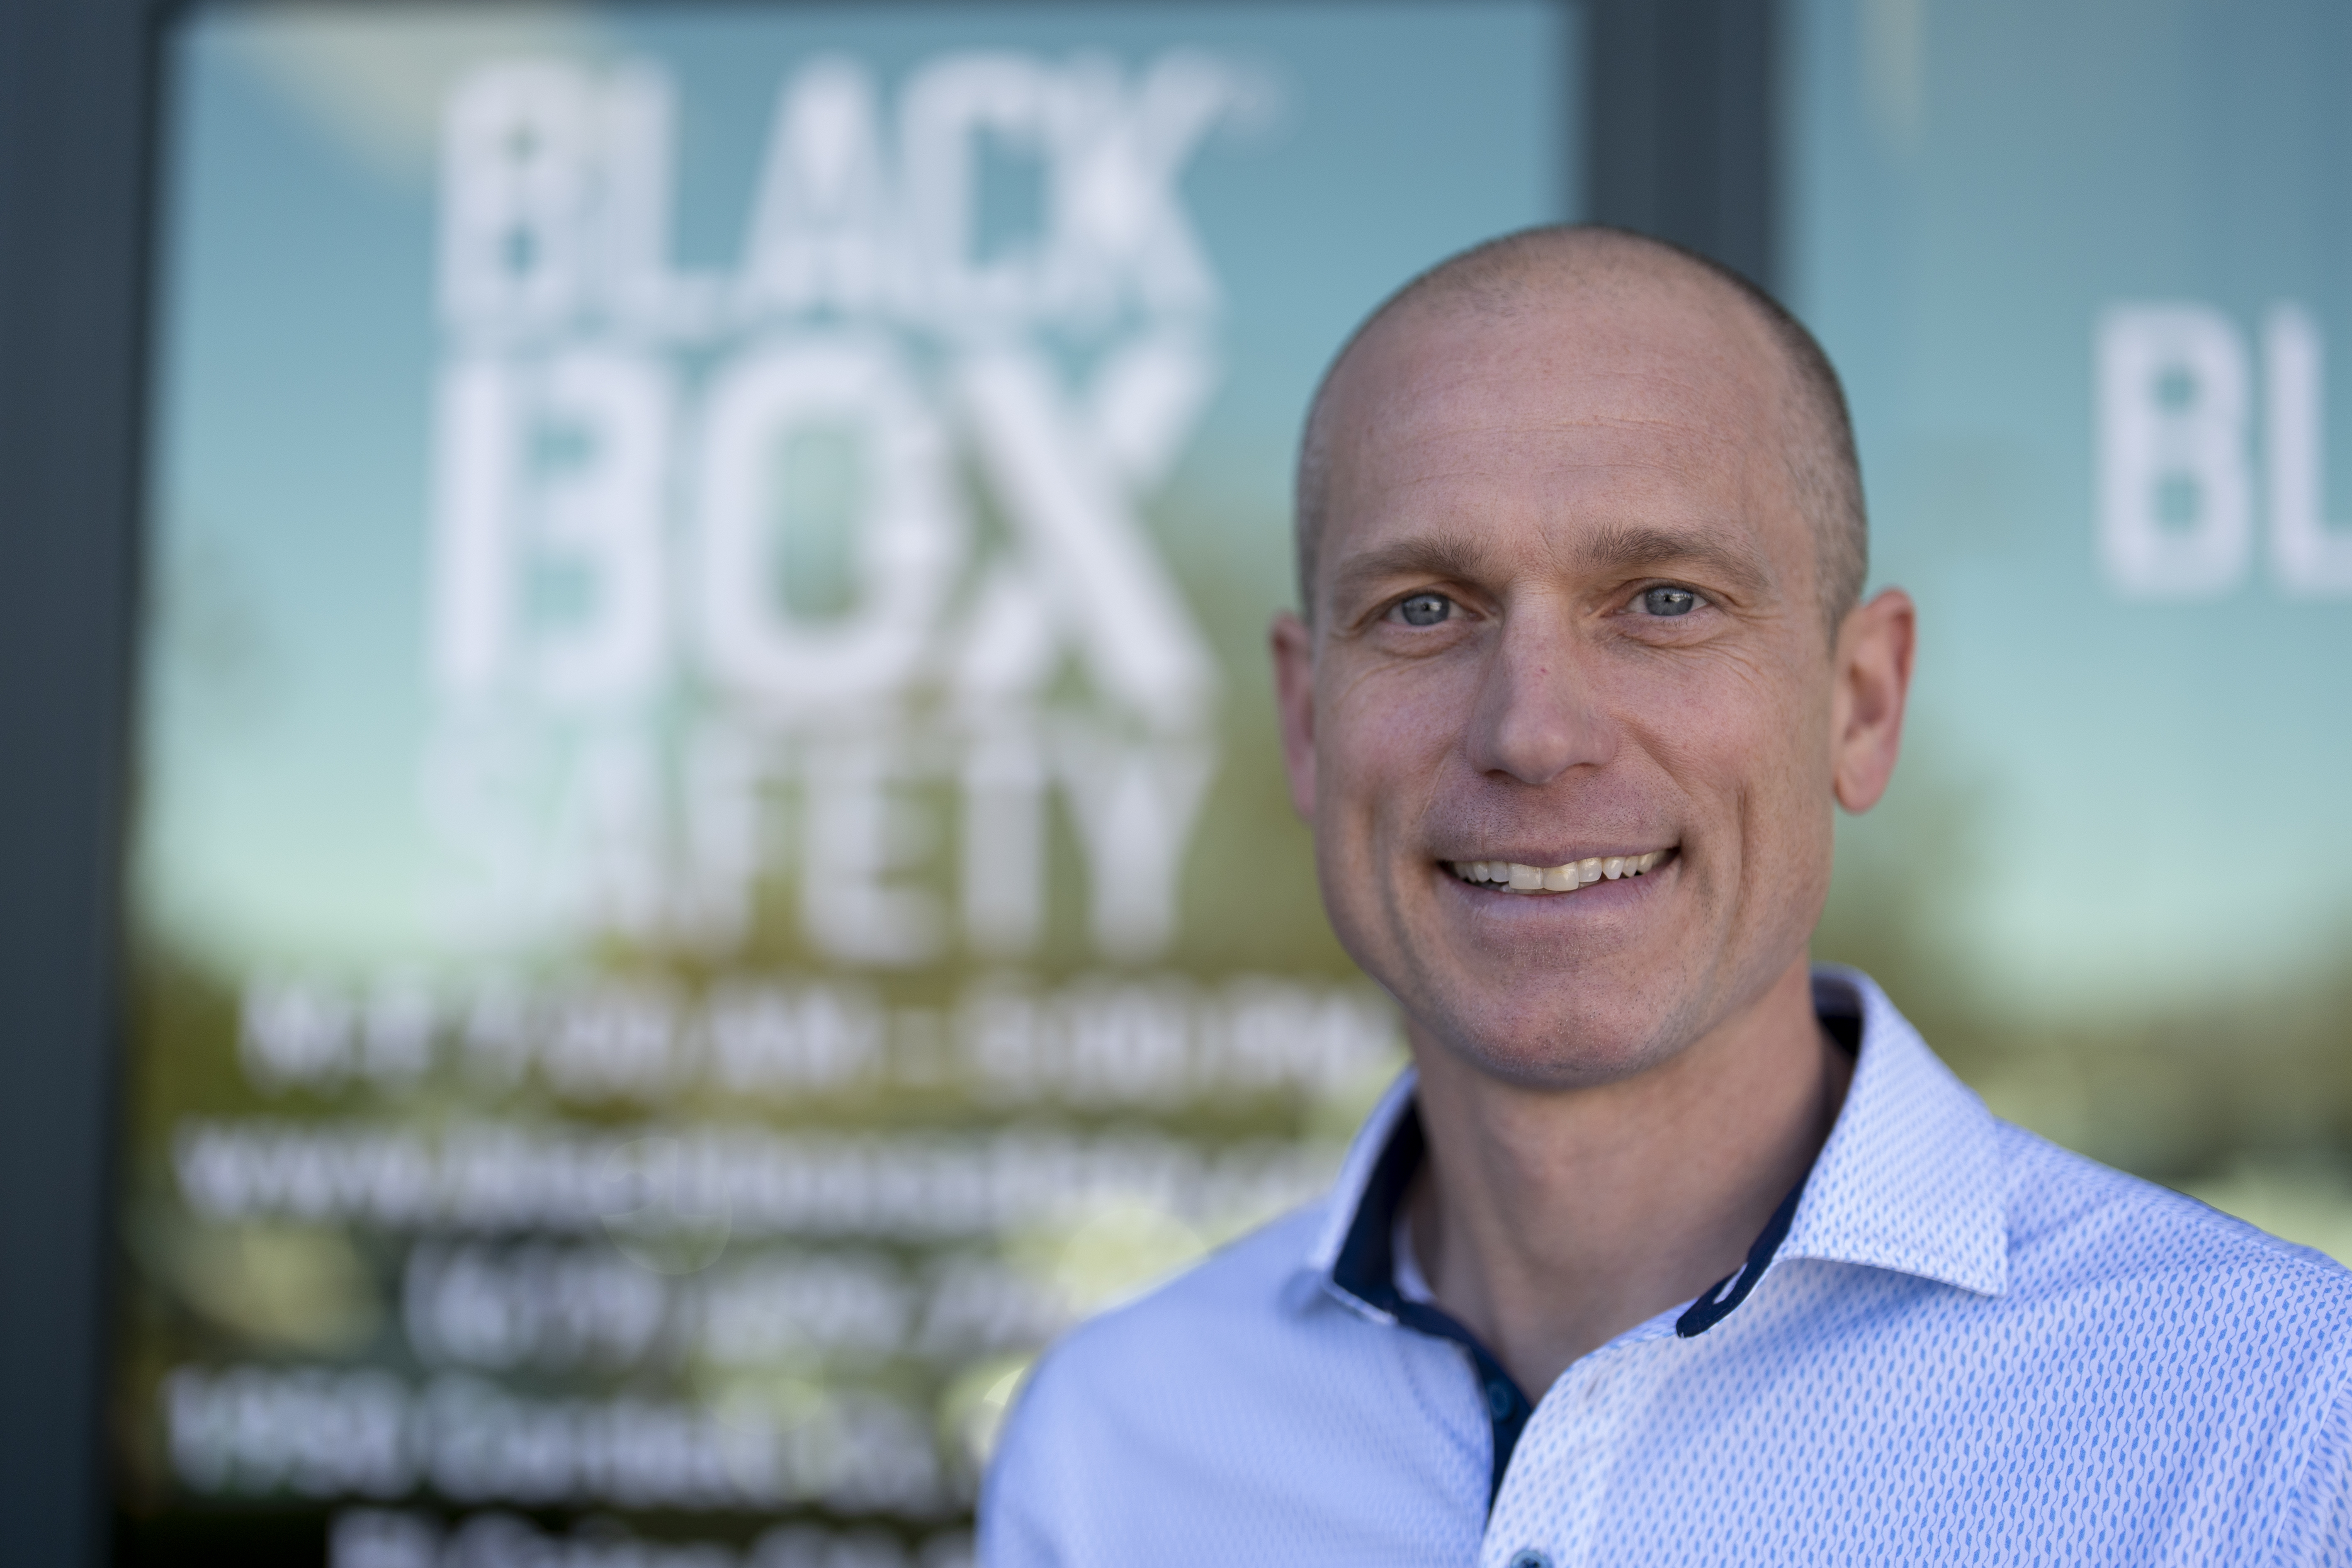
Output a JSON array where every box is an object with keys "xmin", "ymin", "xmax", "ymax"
[
  {"xmin": 1314, "ymin": 661, "xmax": 1468, "ymax": 824},
  {"xmin": 1721, "ymin": 673, "xmax": 1839, "ymax": 892},
  {"xmin": 1623, "ymin": 655, "xmax": 1834, "ymax": 851}
]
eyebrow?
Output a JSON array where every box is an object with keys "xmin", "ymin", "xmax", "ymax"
[
  {"xmin": 1568, "ymin": 523, "xmax": 1774, "ymax": 598},
  {"xmin": 1325, "ymin": 520, "xmax": 1776, "ymax": 615},
  {"xmin": 1326, "ymin": 532, "xmax": 1496, "ymax": 612}
]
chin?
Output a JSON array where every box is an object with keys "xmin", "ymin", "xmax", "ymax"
[{"xmin": 1416, "ymin": 984, "xmax": 1692, "ymax": 1092}]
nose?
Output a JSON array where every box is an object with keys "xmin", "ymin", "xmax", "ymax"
[{"xmin": 1464, "ymin": 598, "xmax": 1614, "ymax": 785}]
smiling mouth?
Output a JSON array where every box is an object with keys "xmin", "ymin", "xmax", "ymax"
[{"xmin": 1447, "ymin": 848, "xmax": 1675, "ymax": 894}]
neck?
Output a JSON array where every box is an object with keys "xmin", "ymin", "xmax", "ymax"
[{"xmin": 1404, "ymin": 955, "xmax": 1849, "ymax": 1398}]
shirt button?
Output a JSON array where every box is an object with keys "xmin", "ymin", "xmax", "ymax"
[
  {"xmin": 1485, "ymin": 1379, "xmax": 1516, "ymax": 1418},
  {"xmin": 1508, "ymin": 1551, "xmax": 1552, "ymax": 1568}
]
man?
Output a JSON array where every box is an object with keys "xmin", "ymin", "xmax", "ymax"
[{"xmin": 980, "ymin": 227, "xmax": 2352, "ymax": 1565}]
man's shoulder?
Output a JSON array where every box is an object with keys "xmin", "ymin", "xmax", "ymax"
[
  {"xmin": 982, "ymin": 1196, "xmax": 1495, "ymax": 1565},
  {"xmin": 1030, "ymin": 1198, "xmax": 1335, "ymax": 1383},
  {"xmin": 984, "ymin": 1197, "xmax": 1382, "ymax": 1532},
  {"xmin": 1993, "ymin": 1115, "xmax": 2352, "ymax": 1317},
  {"xmin": 995, "ymin": 1191, "xmax": 1406, "ymax": 1475}
]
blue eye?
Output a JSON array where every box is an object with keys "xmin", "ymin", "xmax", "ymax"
[
  {"xmin": 1396, "ymin": 593, "xmax": 1453, "ymax": 626},
  {"xmin": 1640, "ymin": 586, "xmax": 1698, "ymax": 617}
]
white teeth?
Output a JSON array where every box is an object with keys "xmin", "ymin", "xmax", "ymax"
[{"xmin": 1452, "ymin": 850, "xmax": 1673, "ymax": 893}]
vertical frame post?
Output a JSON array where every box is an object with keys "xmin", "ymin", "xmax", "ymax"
[
  {"xmin": 0, "ymin": 0, "xmax": 156, "ymax": 1562},
  {"xmin": 1587, "ymin": 0, "xmax": 1781, "ymax": 291}
]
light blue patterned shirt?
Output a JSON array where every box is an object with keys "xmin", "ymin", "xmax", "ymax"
[{"xmin": 982, "ymin": 969, "xmax": 2352, "ymax": 1566}]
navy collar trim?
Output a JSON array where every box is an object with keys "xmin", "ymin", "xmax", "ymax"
[
  {"xmin": 1329, "ymin": 1103, "xmax": 1532, "ymax": 1510},
  {"xmin": 1325, "ymin": 1019, "xmax": 1849, "ymax": 1505},
  {"xmin": 1673, "ymin": 1176, "xmax": 1805, "ymax": 1335},
  {"xmin": 1676, "ymin": 1005, "xmax": 1854, "ymax": 1333}
]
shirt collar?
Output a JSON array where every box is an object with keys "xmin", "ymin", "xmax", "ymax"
[
  {"xmin": 1305, "ymin": 965, "xmax": 2009, "ymax": 1310},
  {"xmin": 1778, "ymin": 966, "xmax": 2009, "ymax": 1297},
  {"xmin": 1307, "ymin": 1065, "xmax": 1420, "ymax": 1284}
]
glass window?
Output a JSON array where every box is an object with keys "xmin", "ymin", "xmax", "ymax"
[
  {"xmin": 1795, "ymin": 0, "xmax": 2352, "ymax": 1237},
  {"xmin": 123, "ymin": 3, "xmax": 1579, "ymax": 1560}
]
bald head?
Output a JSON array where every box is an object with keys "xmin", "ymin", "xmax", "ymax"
[{"xmin": 1295, "ymin": 226, "xmax": 1866, "ymax": 639}]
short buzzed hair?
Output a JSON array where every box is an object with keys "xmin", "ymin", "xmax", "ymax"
[{"xmin": 1294, "ymin": 226, "xmax": 1868, "ymax": 641}]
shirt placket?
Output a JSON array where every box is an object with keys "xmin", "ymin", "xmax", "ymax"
[{"xmin": 1480, "ymin": 1328, "xmax": 1675, "ymax": 1568}]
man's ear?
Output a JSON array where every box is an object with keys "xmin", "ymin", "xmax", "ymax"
[
  {"xmin": 1270, "ymin": 610, "xmax": 1318, "ymax": 821},
  {"xmin": 1830, "ymin": 588, "xmax": 1916, "ymax": 813}
]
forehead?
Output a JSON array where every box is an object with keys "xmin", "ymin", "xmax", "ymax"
[{"xmin": 1319, "ymin": 277, "xmax": 1805, "ymax": 582}]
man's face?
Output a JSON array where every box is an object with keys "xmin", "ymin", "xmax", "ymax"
[{"xmin": 1276, "ymin": 276, "xmax": 1840, "ymax": 1088}]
